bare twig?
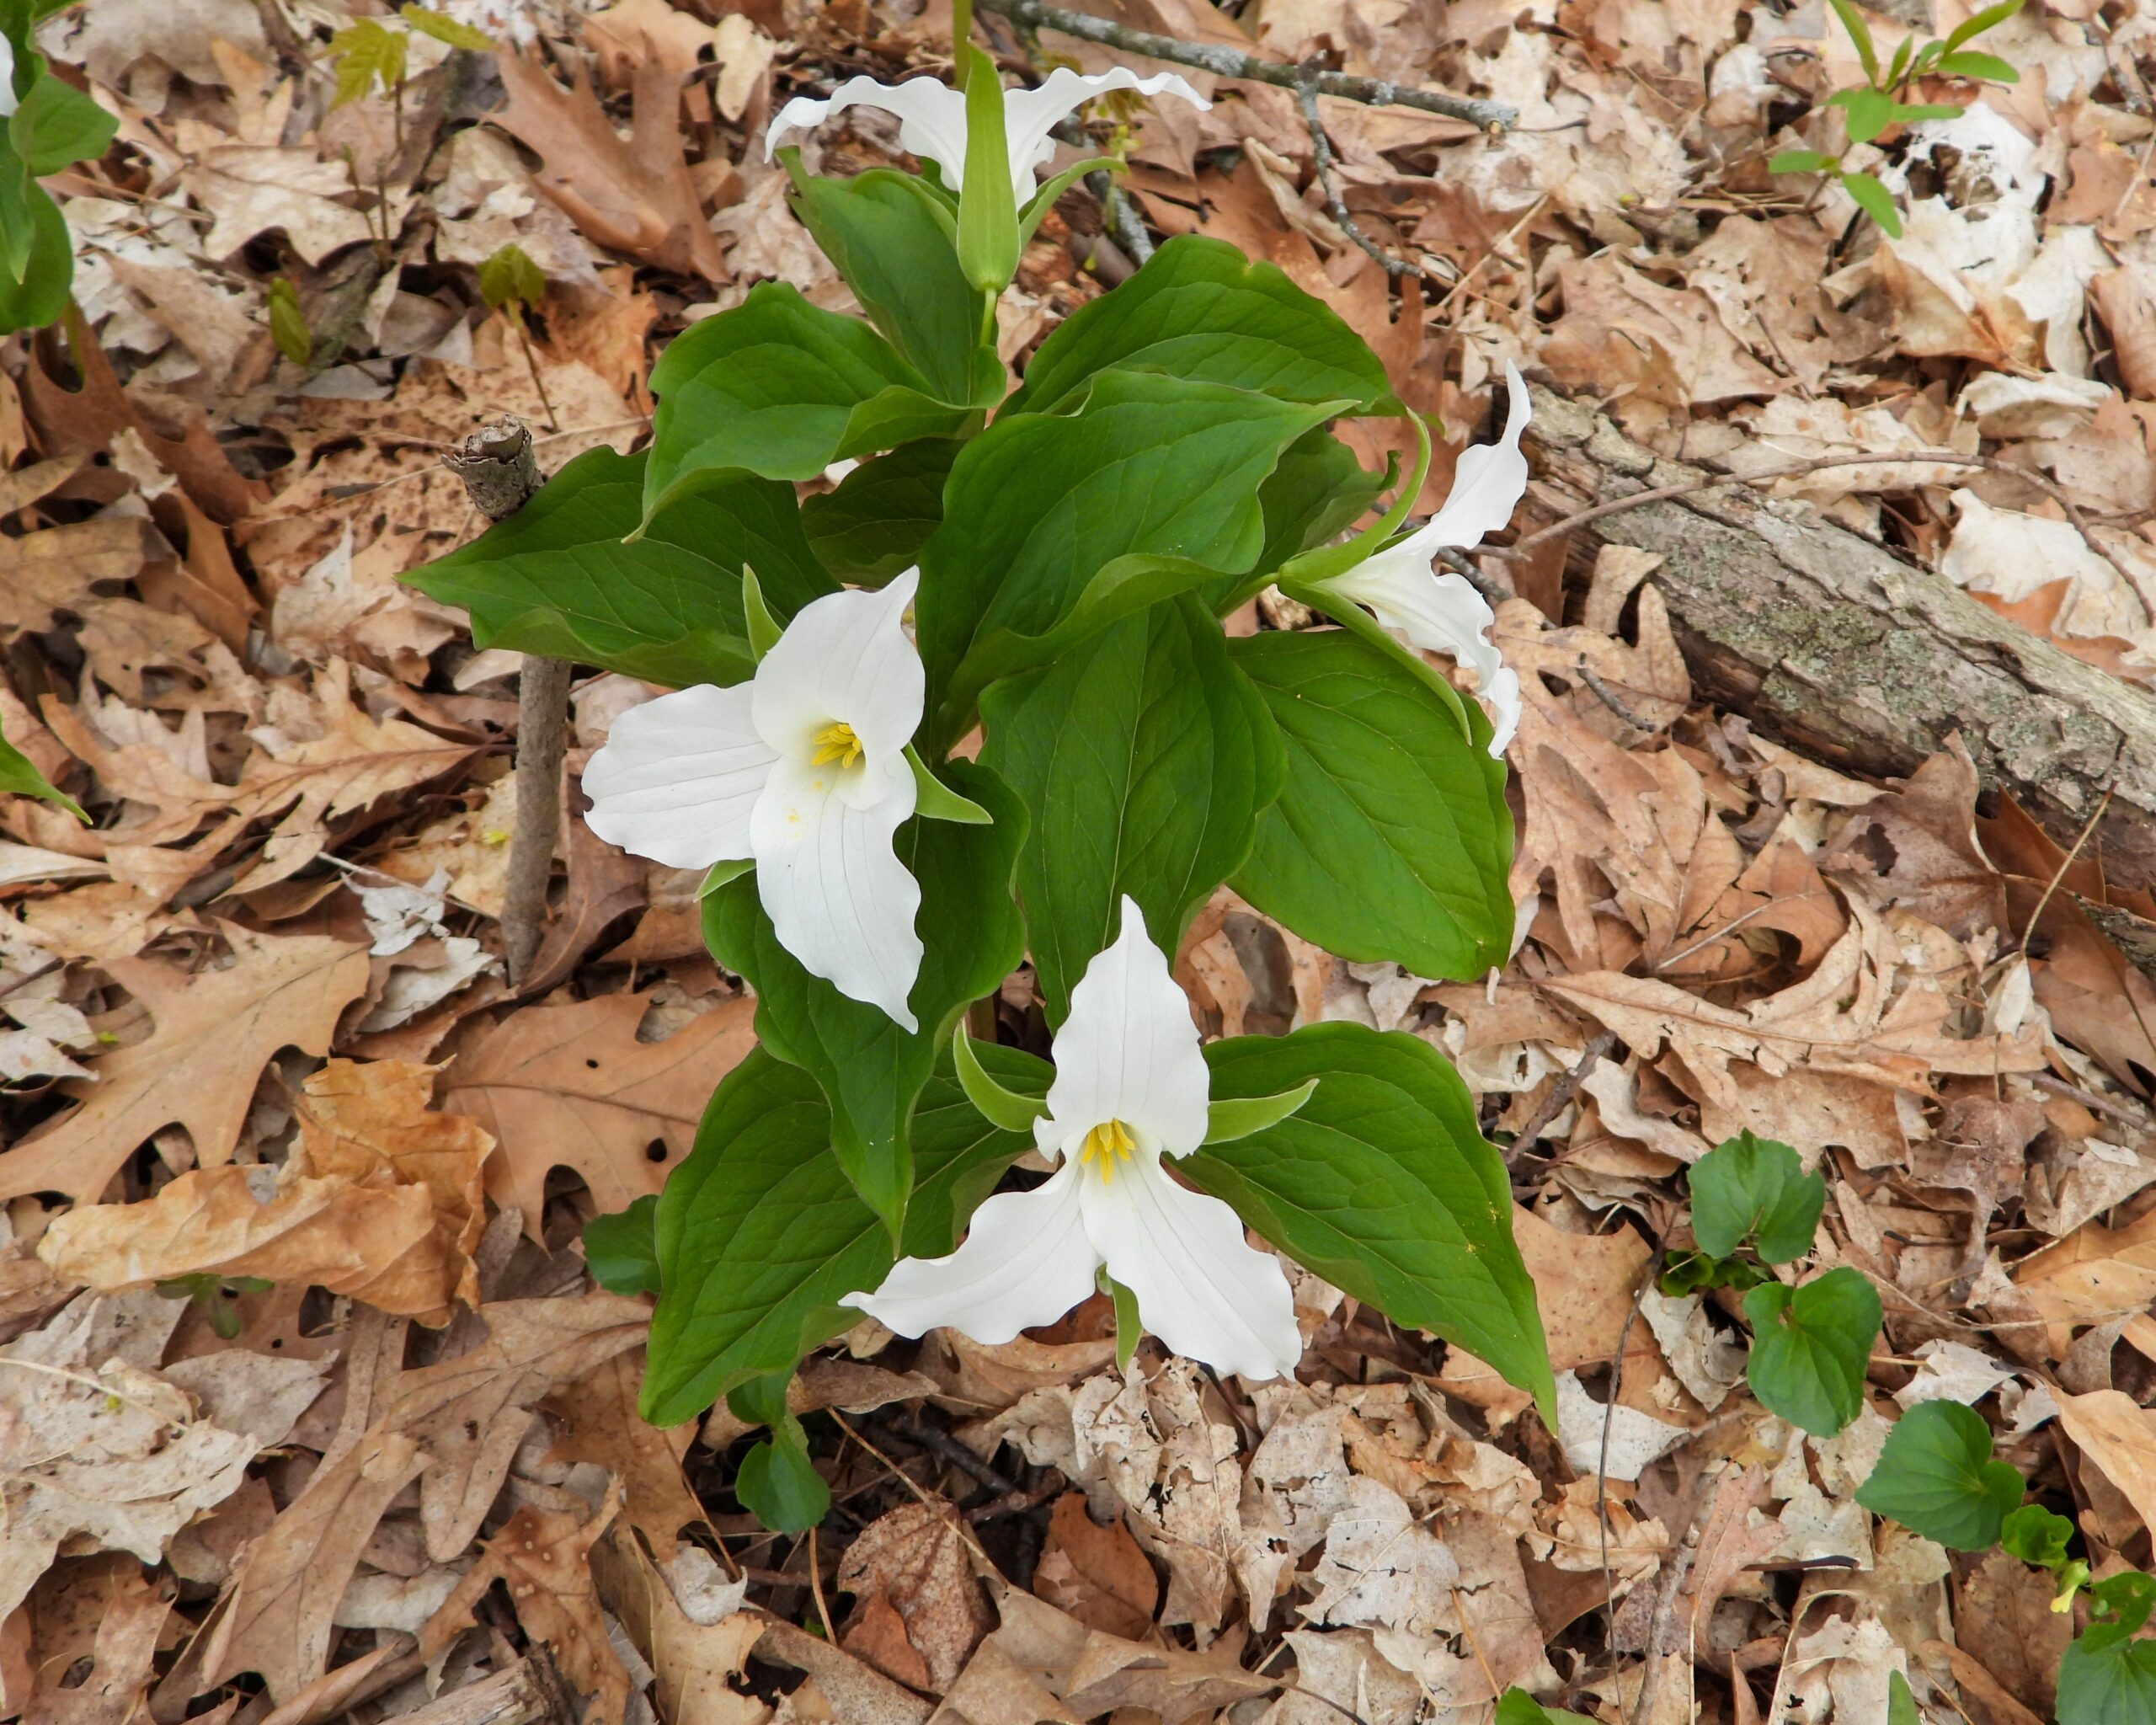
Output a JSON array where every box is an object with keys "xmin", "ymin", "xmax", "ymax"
[
  {"xmin": 1578, "ymin": 665, "xmax": 1653, "ymax": 730},
  {"xmin": 2018, "ymin": 782, "xmax": 2116, "ymax": 955},
  {"xmin": 1294, "ymin": 75, "xmax": 1412, "ymax": 277},
  {"xmin": 1626, "ymin": 1507, "xmax": 1700, "ymax": 1725},
  {"xmin": 973, "ymin": 0, "xmax": 1517, "ymax": 130},
  {"xmin": 1085, "ymin": 168, "xmax": 1154, "ymax": 268},
  {"xmin": 445, "ymin": 417, "xmax": 563, "ymax": 987},
  {"xmin": 1507, "ymin": 1029, "xmax": 1617, "ymax": 1162},
  {"xmin": 1598, "ymin": 1233, "xmax": 1663, "ymax": 1663}
]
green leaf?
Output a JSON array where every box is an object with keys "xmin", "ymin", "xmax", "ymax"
[
  {"xmin": 401, "ymin": 446, "xmax": 835, "ymax": 686},
  {"xmin": 642, "ymin": 282, "xmax": 977, "ymax": 521},
  {"xmin": 1686, "ymin": 1130, "xmax": 1824, "ymax": 1265},
  {"xmin": 2060, "ymin": 1573, "xmax": 2156, "ymax": 1725},
  {"xmin": 699, "ymin": 761, "xmax": 1026, "ymax": 1239},
  {"xmin": 1203, "ymin": 1081, "xmax": 1317, "ymax": 1145},
  {"xmin": 400, "ymin": 3, "xmax": 495, "ymax": 50},
  {"xmin": 1495, "ymin": 1691, "xmax": 1596, "ymax": 1725},
  {"xmin": 0, "ymin": 719, "xmax": 83, "ymax": 821},
  {"xmin": 727, "ymin": 1373, "xmax": 830, "ymax": 1533},
  {"xmin": 477, "ymin": 241, "xmax": 546, "ymax": 311},
  {"xmin": 328, "ymin": 18, "xmax": 406, "ymax": 105},
  {"xmin": 956, "ymin": 45, "xmax": 1019, "ymax": 291},
  {"xmin": 1742, "ymin": 1267, "xmax": 1881, "ymax": 1436},
  {"xmin": 268, "ymin": 276, "xmax": 312, "ymax": 366},
  {"xmin": 1854, "ymin": 1400, "xmax": 2022, "ymax": 1550},
  {"xmin": 981, "ymin": 595, "xmax": 1283, "ymax": 1022},
  {"xmin": 583, "ymin": 1194, "xmax": 660, "ymax": 1296},
  {"xmin": 641, "ymin": 1042, "xmax": 1042, "ymax": 1425},
  {"xmin": 801, "ymin": 439, "xmax": 961, "ymax": 582},
  {"xmin": 1005, "ymin": 233, "xmax": 1399, "ymax": 418},
  {"xmin": 953, "ymin": 1023, "xmax": 1048, "ymax": 1133},
  {"xmin": 1832, "ymin": 83, "xmax": 1895, "ymax": 143},
  {"xmin": 1942, "ymin": 0, "xmax": 2022, "ymax": 53},
  {"xmin": 0, "ymin": 129, "xmax": 35, "ymax": 286},
  {"xmin": 0, "ymin": 176, "xmax": 68, "ymax": 329},
  {"xmin": 1238, "ymin": 429, "xmax": 1389, "ymax": 606},
  {"xmin": 1890, "ymin": 100, "xmax": 1968, "ymax": 121},
  {"xmin": 2000, "ymin": 1503, "xmax": 2075, "ymax": 1569},
  {"xmin": 1886, "ymin": 1671, "xmax": 1919, "ymax": 1725},
  {"xmin": 1839, "ymin": 168, "xmax": 1904, "ymax": 237},
  {"xmin": 1657, "ymin": 1250, "xmax": 1764, "ymax": 1298},
  {"xmin": 1184, "ymin": 1023, "xmax": 1556, "ymax": 1426},
  {"xmin": 1227, "ymin": 628, "xmax": 1513, "ymax": 984},
  {"xmin": 1768, "ymin": 148, "xmax": 1834, "ymax": 174},
  {"xmin": 785, "ymin": 167, "xmax": 996, "ymax": 404},
  {"xmin": 8, "ymin": 72, "xmax": 116, "ymax": 175},
  {"xmin": 917, "ymin": 369, "xmax": 1337, "ymax": 747},
  {"xmin": 1885, "ymin": 35, "xmax": 1914, "ymax": 89},
  {"xmin": 1826, "ymin": 0, "xmax": 1880, "ymax": 83},
  {"xmin": 1935, "ymin": 49, "xmax": 2017, "ymax": 81}
]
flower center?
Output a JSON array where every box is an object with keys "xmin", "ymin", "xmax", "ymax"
[
  {"xmin": 1079, "ymin": 1118, "xmax": 1135, "ymax": 1183},
  {"xmin": 809, "ymin": 721, "xmax": 863, "ymax": 769}
]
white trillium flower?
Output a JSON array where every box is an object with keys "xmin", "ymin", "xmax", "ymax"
[
  {"xmin": 583, "ymin": 571, "xmax": 926, "ymax": 1029},
  {"xmin": 845, "ymin": 896, "xmax": 1303, "ymax": 1381},
  {"xmin": 0, "ymin": 35, "xmax": 17, "ymax": 119},
  {"xmin": 766, "ymin": 67, "xmax": 1209, "ymax": 205},
  {"xmin": 1320, "ymin": 362, "xmax": 1533, "ymax": 756}
]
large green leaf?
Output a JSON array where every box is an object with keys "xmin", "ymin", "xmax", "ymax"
[
  {"xmin": 1228, "ymin": 628, "xmax": 1513, "ymax": 982},
  {"xmin": 1244, "ymin": 429, "xmax": 1388, "ymax": 602},
  {"xmin": 917, "ymin": 370, "xmax": 1337, "ymax": 748},
  {"xmin": 642, "ymin": 282, "xmax": 978, "ymax": 521},
  {"xmin": 1854, "ymin": 1400, "xmax": 2022, "ymax": 1550},
  {"xmin": 787, "ymin": 167, "xmax": 997, "ymax": 406},
  {"xmin": 401, "ymin": 446, "xmax": 833, "ymax": 687},
  {"xmin": 1183, "ymin": 1023, "xmax": 1556, "ymax": 1423},
  {"xmin": 10, "ymin": 70, "xmax": 115, "ymax": 175},
  {"xmin": 981, "ymin": 595, "xmax": 1283, "ymax": 1023},
  {"xmin": 1742, "ymin": 1267, "xmax": 1881, "ymax": 1436},
  {"xmin": 802, "ymin": 438, "xmax": 961, "ymax": 582},
  {"xmin": 1688, "ymin": 1130, "xmax": 1824, "ymax": 1265},
  {"xmin": 641, "ymin": 1043, "xmax": 1039, "ymax": 1426},
  {"xmin": 1006, "ymin": 233, "xmax": 1400, "ymax": 418},
  {"xmin": 699, "ymin": 761, "xmax": 1025, "ymax": 1239}
]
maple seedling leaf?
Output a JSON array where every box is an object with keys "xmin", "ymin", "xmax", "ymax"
[{"xmin": 327, "ymin": 17, "xmax": 407, "ymax": 107}]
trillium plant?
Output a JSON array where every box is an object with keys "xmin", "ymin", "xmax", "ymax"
[{"xmin": 407, "ymin": 35, "xmax": 1556, "ymax": 1531}]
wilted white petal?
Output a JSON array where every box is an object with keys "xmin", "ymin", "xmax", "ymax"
[
  {"xmin": 766, "ymin": 75, "xmax": 972, "ymax": 185},
  {"xmin": 1324, "ymin": 561, "xmax": 1519, "ymax": 754},
  {"xmin": 750, "ymin": 750, "xmax": 922, "ymax": 1028},
  {"xmin": 583, "ymin": 682, "xmax": 775, "ymax": 869},
  {"xmin": 1001, "ymin": 67, "xmax": 1209, "ymax": 200},
  {"xmin": 1417, "ymin": 360, "xmax": 1530, "ymax": 551},
  {"xmin": 843, "ymin": 1163, "xmax": 1100, "ymax": 1342},
  {"xmin": 1087, "ymin": 1151, "xmax": 1301, "ymax": 1381},
  {"xmin": 751, "ymin": 570, "xmax": 922, "ymax": 778},
  {"xmin": 1038, "ymin": 895, "xmax": 1207, "ymax": 1157}
]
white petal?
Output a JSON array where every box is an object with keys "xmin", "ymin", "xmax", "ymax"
[
  {"xmin": 582, "ymin": 682, "xmax": 776, "ymax": 870},
  {"xmin": 1323, "ymin": 561, "xmax": 1520, "ymax": 756},
  {"xmin": 751, "ymin": 570, "xmax": 923, "ymax": 777},
  {"xmin": 1085, "ymin": 1151, "xmax": 1302, "ymax": 1381},
  {"xmin": 750, "ymin": 750, "xmax": 922, "ymax": 1028},
  {"xmin": 1039, "ymin": 895, "xmax": 1208, "ymax": 1156},
  {"xmin": 842, "ymin": 1163, "xmax": 1101, "ymax": 1342},
  {"xmin": 1001, "ymin": 67, "xmax": 1209, "ymax": 200},
  {"xmin": 766, "ymin": 75, "xmax": 972, "ymax": 188},
  {"xmin": 1417, "ymin": 360, "xmax": 1531, "ymax": 551},
  {"xmin": 0, "ymin": 39, "xmax": 16, "ymax": 120}
]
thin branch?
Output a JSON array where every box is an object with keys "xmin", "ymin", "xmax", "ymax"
[
  {"xmin": 1294, "ymin": 75, "xmax": 1412, "ymax": 277},
  {"xmin": 1085, "ymin": 167, "xmax": 1154, "ymax": 267},
  {"xmin": 973, "ymin": 0, "xmax": 1516, "ymax": 130},
  {"xmin": 1507, "ymin": 1029, "xmax": 1616, "ymax": 1162}
]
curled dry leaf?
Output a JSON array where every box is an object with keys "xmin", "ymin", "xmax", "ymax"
[{"xmin": 39, "ymin": 1058, "xmax": 493, "ymax": 1326}]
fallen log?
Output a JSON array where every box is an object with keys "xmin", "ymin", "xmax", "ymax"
[{"xmin": 1516, "ymin": 384, "xmax": 2156, "ymax": 899}]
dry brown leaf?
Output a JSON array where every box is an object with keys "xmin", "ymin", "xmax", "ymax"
[
  {"xmin": 38, "ymin": 1058, "xmax": 492, "ymax": 1324},
  {"xmin": 979, "ymin": 1581, "xmax": 1275, "ymax": 1722},
  {"xmin": 1816, "ymin": 745, "xmax": 2009, "ymax": 943},
  {"xmin": 442, "ymin": 991, "xmax": 758, "ymax": 1232},
  {"xmin": 837, "ymin": 1502, "xmax": 993, "ymax": 1692},
  {"xmin": 0, "ymin": 926, "xmax": 370, "ymax": 1205},
  {"xmin": 1033, "ymin": 1493, "xmax": 1160, "ymax": 1641},
  {"xmin": 2056, "ymin": 1388, "xmax": 2156, "ymax": 1535},
  {"xmin": 19, "ymin": 1561, "xmax": 170, "ymax": 1725},
  {"xmin": 606, "ymin": 1541, "xmax": 766, "ymax": 1725},
  {"xmin": 542, "ymin": 1348, "xmax": 705, "ymax": 1557}
]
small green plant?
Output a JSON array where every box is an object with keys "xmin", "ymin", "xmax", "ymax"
[
  {"xmin": 155, "ymin": 1273, "xmax": 275, "ymax": 1340},
  {"xmin": 477, "ymin": 241, "xmax": 558, "ymax": 430},
  {"xmin": 1495, "ymin": 1690, "xmax": 1594, "ymax": 1725},
  {"xmin": 0, "ymin": 716, "xmax": 85, "ymax": 821},
  {"xmin": 268, "ymin": 275, "xmax": 313, "ymax": 366},
  {"xmin": 328, "ymin": 5, "xmax": 494, "ymax": 152},
  {"xmin": 1854, "ymin": 1400, "xmax": 2021, "ymax": 1550},
  {"xmin": 1768, "ymin": 0, "xmax": 2024, "ymax": 238},
  {"xmin": 0, "ymin": 0, "xmax": 121, "ymax": 334},
  {"xmin": 2059, "ymin": 1571, "xmax": 2156, "ymax": 1723}
]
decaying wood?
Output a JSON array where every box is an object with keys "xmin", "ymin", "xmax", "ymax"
[
  {"xmin": 1520, "ymin": 385, "xmax": 2156, "ymax": 897},
  {"xmin": 446, "ymin": 417, "xmax": 564, "ymax": 986},
  {"xmin": 379, "ymin": 1653, "xmax": 573, "ymax": 1725}
]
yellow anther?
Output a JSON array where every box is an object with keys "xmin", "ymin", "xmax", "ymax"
[
  {"xmin": 1080, "ymin": 1119, "xmax": 1135, "ymax": 1183},
  {"xmin": 809, "ymin": 721, "xmax": 863, "ymax": 769}
]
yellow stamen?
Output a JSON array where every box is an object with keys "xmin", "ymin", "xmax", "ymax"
[
  {"xmin": 1080, "ymin": 1119, "xmax": 1135, "ymax": 1183},
  {"xmin": 809, "ymin": 721, "xmax": 863, "ymax": 769}
]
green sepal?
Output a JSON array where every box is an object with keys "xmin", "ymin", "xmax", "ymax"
[
  {"xmin": 1272, "ymin": 409, "xmax": 1433, "ymax": 589},
  {"xmin": 1104, "ymin": 1271, "xmax": 1141, "ymax": 1373},
  {"xmin": 956, "ymin": 45, "xmax": 1020, "ymax": 291},
  {"xmin": 741, "ymin": 564, "xmax": 782, "ymax": 660},
  {"xmin": 1019, "ymin": 154, "xmax": 1121, "ymax": 248},
  {"xmin": 953, "ymin": 1022, "xmax": 1048, "ymax": 1133},
  {"xmin": 696, "ymin": 857, "xmax": 754, "ymax": 900},
  {"xmin": 1203, "ymin": 1081, "xmax": 1318, "ymax": 1145},
  {"xmin": 910, "ymin": 750, "xmax": 993, "ymax": 823}
]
